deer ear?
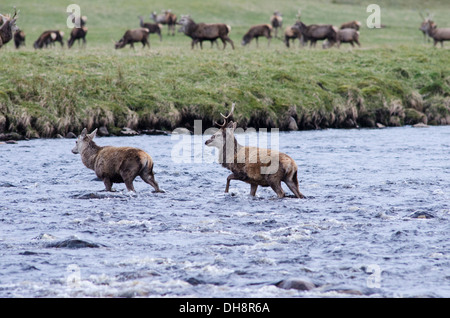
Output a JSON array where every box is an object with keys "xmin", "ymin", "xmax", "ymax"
[
  {"xmin": 80, "ymin": 128, "xmax": 87, "ymax": 137},
  {"xmin": 88, "ymin": 128, "xmax": 98, "ymax": 139}
]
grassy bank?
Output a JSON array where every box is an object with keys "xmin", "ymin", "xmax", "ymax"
[{"xmin": 0, "ymin": 0, "xmax": 449, "ymax": 138}]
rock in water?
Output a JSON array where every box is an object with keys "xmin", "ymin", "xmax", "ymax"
[{"xmin": 275, "ymin": 278, "xmax": 316, "ymax": 291}]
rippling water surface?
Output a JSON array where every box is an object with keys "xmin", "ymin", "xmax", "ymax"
[{"xmin": 1, "ymin": 127, "xmax": 449, "ymax": 297}]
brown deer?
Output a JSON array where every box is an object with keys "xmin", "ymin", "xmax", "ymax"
[
  {"xmin": 178, "ymin": 15, "xmax": 234, "ymax": 50},
  {"xmin": 33, "ymin": 30, "xmax": 64, "ymax": 49},
  {"xmin": 340, "ymin": 20, "xmax": 361, "ymax": 30},
  {"xmin": 13, "ymin": 29, "xmax": 25, "ymax": 49},
  {"xmin": 205, "ymin": 103, "xmax": 305, "ymax": 199},
  {"xmin": 115, "ymin": 28, "xmax": 150, "ymax": 49},
  {"xmin": 419, "ymin": 12, "xmax": 433, "ymax": 42},
  {"xmin": 68, "ymin": 27, "xmax": 87, "ymax": 48},
  {"xmin": 270, "ymin": 11, "xmax": 283, "ymax": 38},
  {"xmin": 241, "ymin": 24, "xmax": 272, "ymax": 47},
  {"xmin": 68, "ymin": 16, "xmax": 87, "ymax": 48},
  {"xmin": 0, "ymin": 8, "xmax": 19, "ymax": 49},
  {"xmin": 284, "ymin": 25, "xmax": 302, "ymax": 48},
  {"xmin": 323, "ymin": 28, "xmax": 360, "ymax": 48},
  {"xmin": 138, "ymin": 16, "xmax": 162, "ymax": 41},
  {"xmin": 420, "ymin": 19, "xmax": 450, "ymax": 47},
  {"xmin": 151, "ymin": 10, "xmax": 177, "ymax": 36},
  {"xmin": 292, "ymin": 21, "xmax": 337, "ymax": 48},
  {"xmin": 72, "ymin": 128, "xmax": 163, "ymax": 193}
]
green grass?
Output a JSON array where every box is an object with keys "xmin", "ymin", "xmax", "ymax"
[{"xmin": 0, "ymin": 0, "xmax": 449, "ymax": 137}]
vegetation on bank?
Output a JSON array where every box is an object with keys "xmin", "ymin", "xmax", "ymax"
[{"xmin": 0, "ymin": 0, "xmax": 449, "ymax": 138}]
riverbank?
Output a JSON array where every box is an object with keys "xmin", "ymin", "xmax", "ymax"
[{"xmin": 1, "ymin": 46, "xmax": 449, "ymax": 139}]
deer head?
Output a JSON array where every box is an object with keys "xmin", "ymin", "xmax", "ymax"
[
  {"xmin": 72, "ymin": 128, "xmax": 97, "ymax": 154},
  {"xmin": 205, "ymin": 103, "xmax": 237, "ymax": 163}
]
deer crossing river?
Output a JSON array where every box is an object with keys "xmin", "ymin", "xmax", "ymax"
[{"xmin": 0, "ymin": 126, "xmax": 449, "ymax": 297}]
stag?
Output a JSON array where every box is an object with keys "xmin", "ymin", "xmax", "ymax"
[
  {"xmin": 139, "ymin": 16, "xmax": 162, "ymax": 41},
  {"xmin": 292, "ymin": 21, "xmax": 337, "ymax": 48},
  {"xmin": 0, "ymin": 8, "xmax": 19, "ymax": 49},
  {"xmin": 419, "ymin": 11, "xmax": 433, "ymax": 42},
  {"xmin": 151, "ymin": 10, "xmax": 177, "ymax": 36},
  {"xmin": 178, "ymin": 15, "xmax": 234, "ymax": 50},
  {"xmin": 421, "ymin": 19, "xmax": 450, "ymax": 47},
  {"xmin": 205, "ymin": 103, "xmax": 305, "ymax": 199},
  {"xmin": 178, "ymin": 21, "xmax": 218, "ymax": 48}
]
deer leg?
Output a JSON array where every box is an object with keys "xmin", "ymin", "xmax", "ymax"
[
  {"xmin": 284, "ymin": 180, "xmax": 305, "ymax": 199},
  {"xmin": 123, "ymin": 177, "xmax": 136, "ymax": 192},
  {"xmin": 140, "ymin": 171, "xmax": 163, "ymax": 193},
  {"xmin": 225, "ymin": 173, "xmax": 237, "ymax": 193},
  {"xmin": 269, "ymin": 181, "xmax": 285, "ymax": 198},
  {"xmin": 250, "ymin": 184, "xmax": 258, "ymax": 196},
  {"xmin": 228, "ymin": 38, "xmax": 235, "ymax": 50},
  {"xmin": 103, "ymin": 178, "xmax": 113, "ymax": 192},
  {"xmin": 255, "ymin": 37, "xmax": 259, "ymax": 48}
]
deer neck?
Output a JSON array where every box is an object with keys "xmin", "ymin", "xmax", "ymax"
[
  {"xmin": 0, "ymin": 21, "xmax": 12, "ymax": 42},
  {"xmin": 219, "ymin": 135, "xmax": 243, "ymax": 168},
  {"xmin": 80, "ymin": 140, "xmax": 101, "ymax": 170},
  {"xmin": 184, "ymin": 20, "xmax": 196, "ymax": 34}
]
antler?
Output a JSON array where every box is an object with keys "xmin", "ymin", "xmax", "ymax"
[
  {"xmin": 12, "ymin": 6, "xmax": 19, "ymax": 19},
  {"xmin": 215, "ymin": 102, "xmax": 235, "ymax": 128}
]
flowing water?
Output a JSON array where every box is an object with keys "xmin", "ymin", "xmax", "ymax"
[{"xmin": 0, "ymin": 126, "xmax": 449, "ymax": 298}]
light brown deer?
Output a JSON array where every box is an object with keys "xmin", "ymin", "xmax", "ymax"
[
  {"xmin": 72, "ymin": 128, "xmax": 163, "ymax": 193},
  {"xmin": 205, "ymin": 103, "xmax": 305, "ymax": 199}
]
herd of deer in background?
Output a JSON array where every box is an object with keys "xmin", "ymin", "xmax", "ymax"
[{"xmin": 1, "ymin": 8, "xmax": 449, "ymax": 51}]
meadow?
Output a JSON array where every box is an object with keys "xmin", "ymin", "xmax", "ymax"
[{"xmin": 0, "ymin": 0, "xmax": 449, "ymax": 138}]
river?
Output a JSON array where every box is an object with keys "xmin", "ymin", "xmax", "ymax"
[{"xmin": 0, "ymin": 126, "xmax": 449, "ymax": 297}]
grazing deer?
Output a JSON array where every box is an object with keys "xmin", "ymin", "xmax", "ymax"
[
  {"xmin": 72, "ymin": 128, "xmax": 163, "ymax": 193},
  {"xmin": 241, "ymin": 24, "xmax": 272, "ymax": 47},
  {"xmin": 114, "ymin": 28, "xmax": 150, "ymax": 49},
  {"xmin": 205, "ymin": 103, "xmax": 305, "ymax": 199}
]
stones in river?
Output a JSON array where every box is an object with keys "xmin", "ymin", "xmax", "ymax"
[
  {"xmin": 275, "ymin": 278, "xmax": 316, "ymax": 291},
  {"xmin": 45, "ymin": 238, "xmax": 103, "ymax": 249},
  {"xmin": 409, "ymin": 211, "xmax": 435, "ymax": 219}
]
